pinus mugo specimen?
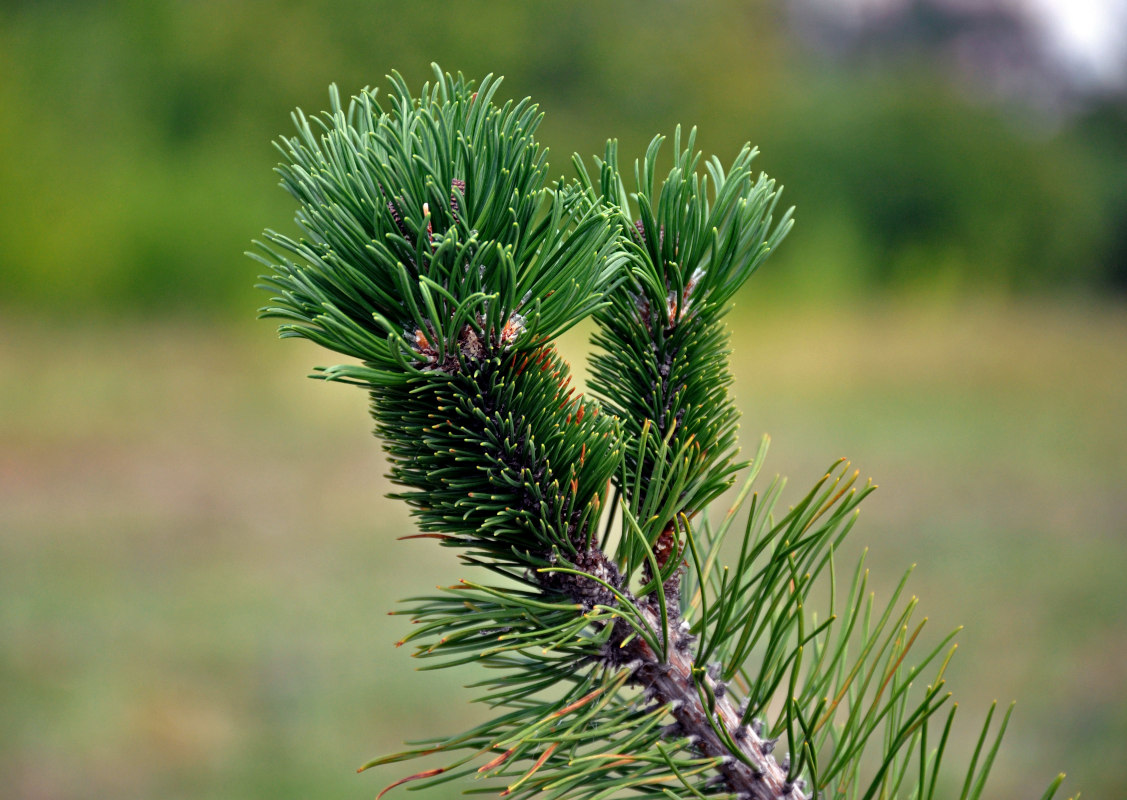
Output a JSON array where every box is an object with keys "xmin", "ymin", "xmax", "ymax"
[{"xmin": 254, "ymin": 66, "xmax": 1069, "ymax": 800}]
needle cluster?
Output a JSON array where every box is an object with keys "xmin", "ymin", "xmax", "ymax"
[{"xmin": 255, "ymin": 65, "xmax": 1068, "ymax": 800}]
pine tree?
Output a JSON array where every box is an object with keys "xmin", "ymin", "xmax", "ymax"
[{"xmin": 254, "ymin": 66, "xmax": 1069, "ymax": 800}]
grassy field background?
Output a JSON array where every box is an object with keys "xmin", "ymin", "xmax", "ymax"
[
  {"xmin": 3, "ymin": 2, "xmax": 1124, "ymax": 797},
  {"xmin": 2, "ymin": 297, "xmax": 1125, "ymax": 799}
]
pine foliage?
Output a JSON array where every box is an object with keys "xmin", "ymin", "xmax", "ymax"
[{"xmin": 255, "ymin": 66, "xmax": 1068, "ymax": 800}]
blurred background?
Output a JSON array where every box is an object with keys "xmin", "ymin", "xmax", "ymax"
[{"xmin": 1, "ymin": 0, "xmax": 1125, "ymax": 798}]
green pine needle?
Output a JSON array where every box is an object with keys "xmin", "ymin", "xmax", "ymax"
[{"xmin": 256, "ymin": 65, "xmax": 1068, "ymax": 800}]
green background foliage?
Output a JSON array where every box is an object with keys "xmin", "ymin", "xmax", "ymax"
[
  {"xmin": 1, "ymin": 1, "xmax": 1124, "ymax": 799},
  {"xmin": 1, "ymin": 0, "xmax": 1123, "ymax": 315}
]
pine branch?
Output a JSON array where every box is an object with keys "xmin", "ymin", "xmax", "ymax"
[
  {"xmin": 256, "ymin": 66, "xmax": 1071, "ymax": 800},
  {"xmin": 575, "ymin": 129, "xmax": 792, "ymax": 585}
]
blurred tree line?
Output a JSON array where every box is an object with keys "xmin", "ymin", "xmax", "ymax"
[{"xmin": 1, "ymin": 0, "xmax": 1123, "ymax": 319}]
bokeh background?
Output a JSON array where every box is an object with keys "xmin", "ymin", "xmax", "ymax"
[{"xmin": 2, "ymin": 1, "xmax": 1125, "ymax": 798}]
